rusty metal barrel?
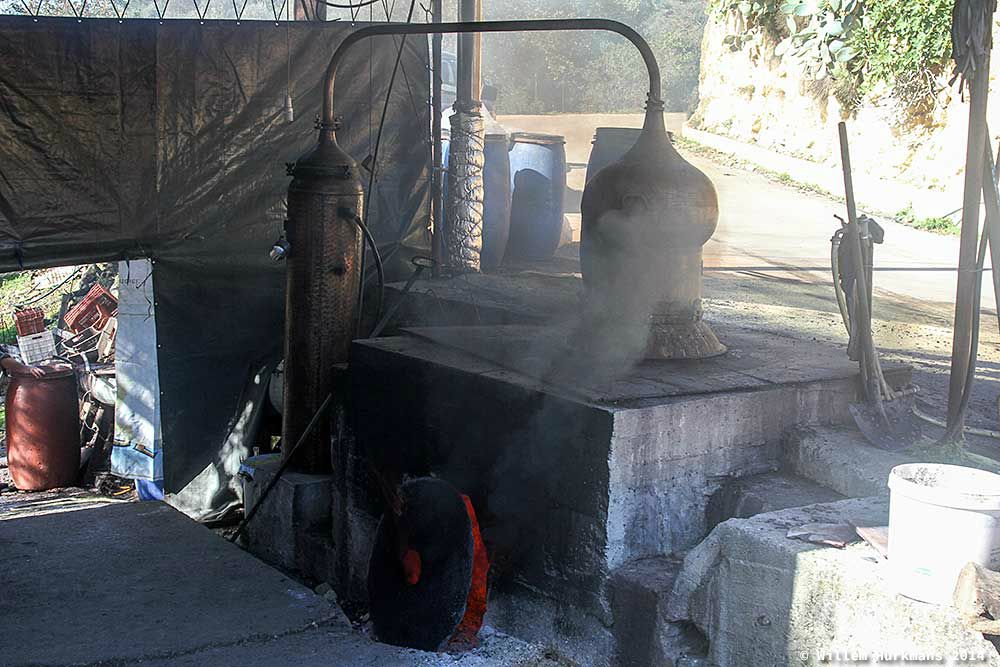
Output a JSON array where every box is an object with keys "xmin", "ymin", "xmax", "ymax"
[{"xmin": 6, "ymin": 362, "xmax": 80, "ymax": 491}]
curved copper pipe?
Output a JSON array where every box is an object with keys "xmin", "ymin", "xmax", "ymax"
[{"xmin": 321, "ymin": 18, "xmax": 662, "ymax": 127}]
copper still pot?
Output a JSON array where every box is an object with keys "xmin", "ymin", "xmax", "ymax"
[
  {"xmin": 6, "ymin": 362, "xmax": 81, "ymax": 491},
  {"xmin": 580, "ymin": 103, "xmax": 725, "ymax": 360}
]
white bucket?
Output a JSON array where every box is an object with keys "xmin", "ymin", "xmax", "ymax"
[{"xmin": 888, "ymin": 463, "xmax": 1000, "ymax": 605}]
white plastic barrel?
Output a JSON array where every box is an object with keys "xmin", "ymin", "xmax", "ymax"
[{"xmin": 888, "ymin": 463, "xmax": 1000, "ymax": 605}]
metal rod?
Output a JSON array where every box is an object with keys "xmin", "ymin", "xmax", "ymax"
[
  {"xmin": 322, "ymin": 19, "xmax": 662, "ymax": 127},
  {"xmin": 229, "ymin": 393, "xmax": 334, "ymax": 544},
  {"xmin": 704, "ymin": 266, "xmax": 992, "ymax": 273},
  {"xmin": 369, "ymin": 257, "xmax": 432, "ymax": 338},
  {"xmin": 457, "ymin": 0, "xmax": 481, "ymax": 109},
  {"xmin": 430, "ymin": 0, "xmax": 444, "ymax": 276},
  {"xmin": 948, "ymin": 51, "xmax": 992, "ymax": 433},
  {"xmin": 982, "ymin": 133, "xmax": 1000, "ymax": 327},
  {"xmin": 839, "ymin": 122, "xmax": 885, "ymax": 415}
]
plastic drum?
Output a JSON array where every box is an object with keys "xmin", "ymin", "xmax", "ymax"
[
  {"xmin": 506, "ymin": 132, "xmax": 567, "ymax": 261},
  {"xmin": 585, "ymin": 127, "xmax": 643, "ymax": 184}
]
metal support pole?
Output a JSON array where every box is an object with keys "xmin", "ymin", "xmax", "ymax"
[
  {"xmin": 947, "ymin": 52, "xmax": 992, "ymax": 432},
  {"xmin": 457, "ymin": 0, "xmax": 482, "ymax": 111},
  {"xmin": 431, "ymin": 0, "xmax": 444, "ymax": 275},
  {"xmin": 473, "ymin": 0, "xmax": 483, "ymax": 105},
  {"xmin": 983, "ymin": 136, "xmax": 1000, "ymax": 321}
]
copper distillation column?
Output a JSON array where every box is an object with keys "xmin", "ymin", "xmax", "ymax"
[
  {"xmin": 281, "ymin": 18, "xmax": 724, "ymax": 469},
  {"xmin": 281, "ymin": 122, "xmax": 364, "ymax": 472}
]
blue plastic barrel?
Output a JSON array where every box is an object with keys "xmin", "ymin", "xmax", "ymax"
[
  {"xmin": 482, "ymin": 131, "xmax": 512, "ymax": 270},
  {"xmin": 506, "ymin": 132, "xmax": 567, "ymax": 261},
  {"xmin": 585, "ymin": 127, "xmax": 643, "ymax": 184}
]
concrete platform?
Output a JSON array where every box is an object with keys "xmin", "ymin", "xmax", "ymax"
[
  {"xmin": 344, "ymin": 320, "xmax": 909, "ymax": 665},
  {"xmin": 667, "ymin": 497, "xmax": 1000, "ymax": 667},
  {"xmin": 0, "ymin": 499, "xmax": 567, "ymax": 667}
]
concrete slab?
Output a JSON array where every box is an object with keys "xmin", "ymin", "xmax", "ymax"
[
  {"xmin": 0, "ymin": 502, "xmax": 338, "ymax": 666},
  {"xmin": 667, "ymin": 497, "xmax": 1000, "ymax": 667},
  {"xmin": 0, "ymin": 503, "xmax": 340, "ymax": 665},
  {"xmin": 0, "ymin": 500, "xmax": 567, "ymax": 667},
  {"xmin": 398, "ymin": 323, "xmax": 911, "ymax": 408}
]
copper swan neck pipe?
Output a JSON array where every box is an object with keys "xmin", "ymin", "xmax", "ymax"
[{"xmin": 321, "ymin": 18, "xmax": 662, "ymax": 128}]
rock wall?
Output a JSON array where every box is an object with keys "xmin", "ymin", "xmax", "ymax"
[{"xmin": 690, "ymin": 12, "xmax": 1000, "ymax": 201}]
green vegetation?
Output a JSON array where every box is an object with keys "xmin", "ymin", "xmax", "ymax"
[
  {"xmin": 455, "ymin": 0, "xmax": 708, "ymax": 113},
  {"xmin": 894, "ymin": 205, "xmax": 960, "ymax": 235},
  {"xmin": 710, "ymin": 0, "xmax": 954, "ymax": 113},
  {"xmin": 850, "ymin": 0, "xmax": 952, "ymax": 111}
]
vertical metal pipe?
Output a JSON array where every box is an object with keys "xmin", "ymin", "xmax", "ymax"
[
  {"xmin": 457, "ymin": 0, "xmax": 481, "ymax": 109},
  {"xmin": 948, "ymin": 53, "xmax": 992, "ymax": 432},
  {"xmin": 472, "ymin": 0, "xmax": 482, "ymax": 103},
  {"xmin": 431, "ymin": 0, "xmax": 444, "ymax": 275},
  {"xmin": 982, "ymin": 138, "xmax": 1000, "ymax": 322}
]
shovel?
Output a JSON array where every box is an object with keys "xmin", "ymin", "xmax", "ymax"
[{"xmin": 837, "ymin": 122, "xmax": 921, "ymax": 450}]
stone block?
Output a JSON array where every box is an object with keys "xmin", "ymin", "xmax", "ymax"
[
  {"xmin": 609, "ymin": 556, "xmax": 708, "ymax": 667},
  {"xmin": 668, "ymin": 497, "xmax": 1000, "ymax": 667},
  {"xmin": 242, "ymin": 456, "xmax": 335, "ymax": 583}
]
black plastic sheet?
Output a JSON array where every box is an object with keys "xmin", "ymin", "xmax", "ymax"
[{"xmin": 0, "ymin": 16, "xmax": 430, "ymax": 518}]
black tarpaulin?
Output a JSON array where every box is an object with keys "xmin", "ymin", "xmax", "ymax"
[{"xmin": 0, "ymin": 16, "xmax": 430, "ymax": 518}]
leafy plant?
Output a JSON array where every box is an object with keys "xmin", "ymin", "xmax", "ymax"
[
  {"xmin": 774, "ymin": 0, "xmax": 862, "ymax": 80},
  {"xmin": 895, "ymin": 205, "xmax": 960, "ymax": 235},
  {"xmin": 713, "ymin": 0, "xmax": 781, "ymax": 54},
  {"xmin": 850, "ymin": 0, "xmax": 953, "ymax": 112},
  {"xmin": 710, "ymin": 0, "xmax": 953, "ymax": 117}
]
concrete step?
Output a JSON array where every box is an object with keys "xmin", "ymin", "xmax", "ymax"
[
  {"xmin": 783, "ymin": 426, "xmax": 908, "ymax": 498},
  {"xmin": 667, "ymin": 496, "xmax": 1000, "ymax": 667},
  {"xmin": 706, "ymin": 470, "xmax": 844, "ymax": 530},
  {"xmin": 784, "ymin": 425, "xmax": 1000, "ymax": 499}
]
